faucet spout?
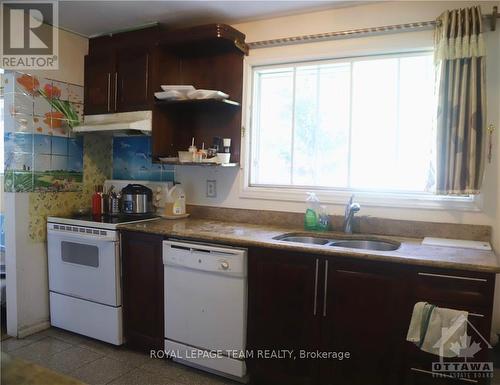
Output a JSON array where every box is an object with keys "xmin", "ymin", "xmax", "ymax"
[{"xmin": 343, "ymin": 195, "xmax": 360, "ymax": 234}]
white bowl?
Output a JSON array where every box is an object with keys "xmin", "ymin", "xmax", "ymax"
[
  {"xmin": 154, "ymin": 90, "xmax": 185, "ymax": 100},
  {"xmin": 160, "ymin": 85, "xmax": 195, "ymax": 98},
  {"xmin": 187, "ymin": 89, "xmax": 229, "ymax": 100}
]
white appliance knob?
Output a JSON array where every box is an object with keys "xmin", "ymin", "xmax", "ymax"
[{"xmin": 221, "ymin": 261, "xmax": 229, "ymax": 270}]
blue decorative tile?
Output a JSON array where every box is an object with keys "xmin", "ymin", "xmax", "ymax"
[
  {"xmin": 113, "ymin": 136, "xmax": 153, "ymax": 179},
  {"xmin": 68, "ymin": 137, "xmax": 83, "ymax": 157},
  {"xmin": 50, "ymin": 155, "xmax": 68, "ymax": 171},
  {"xmin": 5, "ymin": 152, "xmax": 33, "ymax": 171},
  {"xmin": 68, "ymin": 156, "xmax": 83, "ymax": 173},
  {"xmin": 4, "ymin": 132, "xmax": 33, "ymax": 153},
  {"xmin": 3, "ymin": 71, "xmax": 84, "ymax": 192},
  {"xmin": 34, "ymin": 134, "xmax": 51, "ymax": 154},
  {"xmin": 51, "ymin": 136, "xmax": 68, "ymax": 156},
  {"xmin": 34, "ymin": 154, "xmax": 51, "ymax": 172}
]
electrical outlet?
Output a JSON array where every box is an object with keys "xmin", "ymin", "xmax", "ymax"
[{"xmin": 206, "ymin": 180, "xmax": 217, "ymax": 198}]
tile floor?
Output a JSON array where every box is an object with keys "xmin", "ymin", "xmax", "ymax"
[
  {"xmin": 2, "ymin": 327, "xmax": 500, "ymax": 384},
  {"xmin": 0, "ymin": 327, "xmax": 238, "ymax": 385}
]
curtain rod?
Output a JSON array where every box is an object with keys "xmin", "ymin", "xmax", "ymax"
[{"xmin": 247, "ymin": 6, "xmax": 499, "ymax": 50}]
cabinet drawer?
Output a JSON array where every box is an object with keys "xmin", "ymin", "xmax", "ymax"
[{"xmin": 414, "ymin": 270, "xmax": 493, "ymax": 308}]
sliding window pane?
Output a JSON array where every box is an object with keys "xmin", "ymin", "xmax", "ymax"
[
  {"xmin": 396, "ymin": 55, "xmax": 435, "ymax": 191},
  {"xmin": 350, "ymin": 58, "xmax": 399, "ymax": 190},
  {"xmin": 293, "ymin": 63, "xmax": 350, "ymax": 188},
  {"xmin": 251, "ymin": 68, "xmax": 293, "ymax": 185}
]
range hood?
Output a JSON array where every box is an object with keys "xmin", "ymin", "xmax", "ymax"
[{"xmin": 73, "ymin": 111, "xmax": 152, "ymax": 134}]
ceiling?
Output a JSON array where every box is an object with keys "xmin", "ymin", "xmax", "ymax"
[{"xmin": 57, "ymin": 1, "xmax": 360, "ymax": 38}]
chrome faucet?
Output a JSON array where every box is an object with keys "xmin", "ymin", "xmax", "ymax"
[{"xmin": 343, "ymin": 195, "xmax": 360, "ymax": 234}]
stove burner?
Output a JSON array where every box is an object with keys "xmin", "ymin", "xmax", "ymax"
[{"xmin": 70, "ymin": 213, "xmax": 158, "ymax": 224}]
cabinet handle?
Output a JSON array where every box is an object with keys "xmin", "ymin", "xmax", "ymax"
[
  {"xmin": 323, "ymin": 260, "xmax": 329, "ymax": 317},
  {"xmin": 417, "ymin": 272, "xmax": 487, "ymax": 282},
  {"xmin": 313, "ymin": 259, "xmax": 319, "ymax": 316},
  {"xmin": 107, "ymin": 73, "xmax": 111, "ymax": 112},
  {"xmin": 410, "ymin": 368, "xmax": 478, "ymax": 383},
  {"xmin": 114, "ymin": 72, "xmax": 118, "ymax": 111}
]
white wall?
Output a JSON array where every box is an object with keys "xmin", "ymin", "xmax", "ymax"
[
  {"xmin": 174, "ymin": 1, "xmax": 500, "ymax": 331},
  {"xmin": 5, "ymin": 28, "xmax": 88, "ymax": 337}
]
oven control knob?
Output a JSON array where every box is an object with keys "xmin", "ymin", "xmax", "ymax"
[{"xmin": 220, "ymin": 261, "xmax": 229, "ymax": 270}]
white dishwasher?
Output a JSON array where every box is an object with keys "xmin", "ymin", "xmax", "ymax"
[{"xmin": 163, "ymin": 240, "xmax": 248, "ymax": 380}]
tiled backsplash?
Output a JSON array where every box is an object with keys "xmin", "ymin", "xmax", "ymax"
[
  {"xmin": 113, "ymin": 136, "xmax": 174, "ymax": 182},
  {"xmin": 3, "ymin": 71, "xmax": 84, "ymax": 192}
]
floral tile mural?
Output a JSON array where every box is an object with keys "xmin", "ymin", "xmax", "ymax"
[
  {"xmin": 28, "ymin": 134, "xmax": 112, "ymax": 242},
  {"xmin": 3, "ymin": 71, "xmax": 84, "ymax": 192},
  {"xmin": 113, "ymin": 136, "xmax": 174, "ymax": 182}
]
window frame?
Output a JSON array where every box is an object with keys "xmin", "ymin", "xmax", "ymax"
[{"xmin": 240, "ymin": 50, "xmax": 481, "ymax": 212}]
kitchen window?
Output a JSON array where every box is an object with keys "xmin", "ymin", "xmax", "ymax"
[{"xmin": 249, "ymin": 52, "xmax": 442, "ymax": 196}]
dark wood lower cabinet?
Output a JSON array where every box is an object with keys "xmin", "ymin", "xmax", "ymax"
[
  {"xmin": 121, "ymin": 230, "xmax": 164, "ymax": 352},
  {"xmin": 247, "ymin": 248, "xmax": 495, "ymax": 385},
  {"xmin": 247, "ymin": 248, "xmax": 320, "ymax": 385},
  {"xmin": 117, "ymin": 234, "xmax": 495, "ymax": 384},
  {"xmin": 319, "ymin": 260, "xmax": 413, "ymax": 385}
]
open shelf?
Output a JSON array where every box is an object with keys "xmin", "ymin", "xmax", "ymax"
[
  {"xmin": 154, "ymin": 98, "xmax": 240, "ymax": 107},
  {"xmin": 159, "ymin": 161, "xmax": 239, "ymax": 167}
]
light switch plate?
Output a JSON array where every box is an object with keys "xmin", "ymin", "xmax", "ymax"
[{"xmin": 206, "ymin": 180, "xmax": 217, "ymax": 198}]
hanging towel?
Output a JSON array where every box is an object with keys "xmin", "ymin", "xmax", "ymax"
[{"xmin": 406, "ymin": 302, "xmax": 469, "ymax": 357}]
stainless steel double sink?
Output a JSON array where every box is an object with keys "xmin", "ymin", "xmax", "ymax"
[{"xmin": 273, "ymin": 234, "xmax": 400, "ymax": 251}]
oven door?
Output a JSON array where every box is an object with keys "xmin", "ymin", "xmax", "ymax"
[{"xmin": 47, "ymin": 228, "xmax": 121, "ymax": 307}]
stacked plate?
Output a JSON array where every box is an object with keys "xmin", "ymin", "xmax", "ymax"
[{"xmin": 155, "ymin": 85, "xmax": 229, "ymax": 101}]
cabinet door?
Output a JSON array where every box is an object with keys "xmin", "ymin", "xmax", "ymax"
[
  {"xmin": 247, "ymin": 248, "xmax": 320, "ymax": 385},
  {"xmin": 116, "ymin": 48, "xmax": 151, "ymax": 112},
  {"xmin": 319, "ymin": 259, "xmax": 412, "ymax": 385},
  {"xmin": 84, "ymin": 54, "xmax": 115, "ymax": 114},
  {"xmin": 121, "ymin": 231, "xmax": 164, "ymax": 352}
]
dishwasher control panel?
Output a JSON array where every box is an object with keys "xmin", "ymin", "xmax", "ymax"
[{"xmin": 163, "ymin": 240, "xmax": 247, "ymax": 277}]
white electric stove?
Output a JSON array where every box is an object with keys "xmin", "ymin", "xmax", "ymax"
[{"xmin": 47, "ymin": 180, "xmax": 170, "ymax": 345}]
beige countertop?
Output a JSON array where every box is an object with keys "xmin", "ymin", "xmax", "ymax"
[{"xmin": 119, "ymin": 218, "xmax": 500, "ymax": 273}]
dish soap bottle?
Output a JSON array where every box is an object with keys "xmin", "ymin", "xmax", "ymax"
[
  {"xmin": 165, "ymin": 184, "xmax": 186, "ymax": 217},
  {"xmin": 304, "ymin": 192, "xmax": 320, "ymax": 230}
]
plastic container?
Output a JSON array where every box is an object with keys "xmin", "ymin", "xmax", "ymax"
[
  {"xmin": 217, "ymin": 153, "xmax": 231, "ymax": 164},
  {"xmin": 165, "ymin": 184, "xmax": 186, "ymax": 216},
  {"xmin": 178, "ymin": 151, "xmax": 193, "ymax": 163},
  {"xmin": 304, "ymin": 192, "xmax": 320, "ymax": 230}
]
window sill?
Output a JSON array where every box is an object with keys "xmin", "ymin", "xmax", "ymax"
[{"xmin": 239, "ymin": 185, "xmax": 481, "ymax": 212}]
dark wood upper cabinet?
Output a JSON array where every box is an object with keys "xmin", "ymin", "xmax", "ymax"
[
  {"xmin": 84, "ymin": 27, "xmax": 158, "ymax": 115},
  {"xmin": 84, "ymin": 24, "xmax": 246, "ymax": 163},
  {"xmin": 121, "ymin": 230, "xmax": 164, "ymax": 352},
  {"xmin": 84, "ymin": 54, "xmax": 115, "ymax": 115},
  {"xmin": 116, "ymin": 47, "xmax": 151, "ymax": 112}
]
